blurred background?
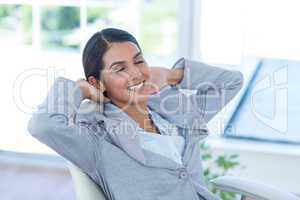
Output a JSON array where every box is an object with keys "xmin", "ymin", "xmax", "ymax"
[{"xmin": 0, "ymin": 0, "xmax": 299, "ymax": 199}]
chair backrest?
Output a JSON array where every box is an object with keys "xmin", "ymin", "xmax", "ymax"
[{"xmin": 67, "ymin": 161, "xmax": 107, "ymax": 200}]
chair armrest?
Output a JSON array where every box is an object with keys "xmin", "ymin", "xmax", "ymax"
[
  {"xmin": 67, "ymin": 161, "xmax": 107, "ymax": 200},
  {"xmin": 210, "ymin": 176, "xmax": 300, "ymax": 200}
]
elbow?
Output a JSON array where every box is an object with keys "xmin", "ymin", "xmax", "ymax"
[
  {"xmin": 222, "ymin": 71, "xmax": 244, "ymax": 102},
  {"xmin": 27, "ymin": 113, "xmax": 52, "ymax": 138},
  {"xmin": 235, "ymin": 71, "xmax": 244, "ymax": 91},
  {"xmin": 228, "ymin": 70, "xmax": 244, "ymax": 92},
  {"xmin": 237, "ymin": 71, "xmax": 244, "ymax": 85}
]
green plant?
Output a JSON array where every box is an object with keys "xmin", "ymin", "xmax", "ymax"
[{"xmin": 201, "ymin": 142, "xmax": 240, "ymax": 200}]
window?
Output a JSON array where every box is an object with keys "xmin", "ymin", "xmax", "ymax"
[
  {"xmin": 195, "ymin": 0, "xmax": 300, "ymax": 65},
  {"xmin": 139, "ymin": 0, "xmax": 179, "ymax": 58},
  {"xmin": 0, "ymin": 4, "xmax": 32, "ymax": 46},
  {"xmin": 0, "ymin": 0, "xmax": 181, "ymax": 155},
  {"xmin": 40, "ymin": 6, "xmax": 80, "ymax": 50}
]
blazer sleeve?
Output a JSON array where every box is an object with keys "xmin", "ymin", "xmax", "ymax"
[
  {"xmin": 27, "ymin": 77, "xmax": 105, "ymax": 173},
  {"xmin": 171, "ymin": 58, "xmax": 244, "ymax": 123}
]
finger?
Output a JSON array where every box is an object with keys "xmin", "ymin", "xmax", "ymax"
[
  {"xmin": 103, "ymin": 97, "xmax": 111, "ymax": 103},
  {"xmin": 98, "ymin": 81, "xmax": 106, "ymax": 93}
]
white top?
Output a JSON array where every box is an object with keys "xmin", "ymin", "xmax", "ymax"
[{"xmin": 137, "ymin": 108, "xmax": 185, "ymax": 165}]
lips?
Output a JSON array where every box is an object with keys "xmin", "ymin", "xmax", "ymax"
[{"xmin": 128, "ymin": 81, "xmax": 145, "ymax": 92}]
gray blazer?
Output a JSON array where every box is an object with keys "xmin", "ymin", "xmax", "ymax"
[{"xmin": 27, "ymin": 58, "xmax": 243, "ymax": 200}]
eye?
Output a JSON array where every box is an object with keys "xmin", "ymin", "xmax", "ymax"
[
  {"xmin": 115, "ymin": 67, "xmax": 125, "ymax": 72},
  {"xmin": 113, "ymin": 65, "xmax": 125, "ymax": 72},
  {"xmin": 135, "ymin": 60, "xmax": 144, "ymax": 64}
]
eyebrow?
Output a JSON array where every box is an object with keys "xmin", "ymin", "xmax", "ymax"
[{"xmin": 109, "ymin": 51, "xmax": 142, "ymax": 69}]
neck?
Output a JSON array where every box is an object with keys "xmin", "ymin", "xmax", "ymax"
[
  {"xmin": 114, "ymin": 101, "xmax": 152, "ymax": 130},
  {"xmin": 125, "ymin": 103, "xmax": 151, "ymax": 129}
]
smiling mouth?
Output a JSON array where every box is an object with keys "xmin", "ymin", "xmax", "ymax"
[{"xmin": 128, "ymin": 81, "xmax": 145, "ymax": 92}]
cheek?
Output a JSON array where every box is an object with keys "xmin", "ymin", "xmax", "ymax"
[
  {"xmin": 105, "ymin": 75, "xmax": 128, "ymax": 93},
  {"xmin": 141, "ymin": 65, "xmax": 150, "ymax": 79}
]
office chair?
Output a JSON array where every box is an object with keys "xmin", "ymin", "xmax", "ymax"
[{"xmin": 67, "ymin": 161, "xmax": 300, "ymax": 200}]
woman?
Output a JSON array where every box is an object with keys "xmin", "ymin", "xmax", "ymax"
[{"xmin": 28, "ymin": 28, "xmax": 243, "ymax": 200}]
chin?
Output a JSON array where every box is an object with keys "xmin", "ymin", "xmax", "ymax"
[
  {"xmin": 130, "ymin": 95, "xmax": 149, "ymax": 105},
  {"xmin": 126, "ymin": 91, "xmax": 150, "ymax": 105},
  {"xmin": 110, "ymin": 93, "xmax": 147, "ymax": 108}
]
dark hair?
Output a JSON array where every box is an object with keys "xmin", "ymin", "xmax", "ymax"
[{"xmin": 82, "ymin": 28, "xmax": 142, "ymax": 80}]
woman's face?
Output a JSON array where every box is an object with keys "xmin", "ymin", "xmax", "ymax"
[{"xmin": 100, "ymin": 41, "xmax": 154, "ymax": 107}]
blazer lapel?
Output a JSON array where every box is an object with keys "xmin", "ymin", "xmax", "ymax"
[
  {"xmin": 102, "ymin": 103, "xmax": 147, "ymax": 165},
  {"xmin": 147, "ymin": 85, "xmax": 209, "ymax": 132},
  {"xmin": 146, "ymin": 87, "xmax": 210, "ymax": 166},
  {"xmin": 102, "ymin": 102, "xmax": 186, "ymax": 169},
  {"xmin": 102, "ymin": 93, "xmax": 209, "ymax": 170}
]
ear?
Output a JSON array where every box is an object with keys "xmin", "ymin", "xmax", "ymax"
[{"xmin": 87, "ymin": 76, "xmax": 106, "ymax": 92}]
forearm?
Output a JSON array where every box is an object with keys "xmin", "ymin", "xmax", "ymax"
[
  {"xmin": 171, "ymin": 58, "xmax": 243, "ymax": 90},
  {"xmin": 27, "ymin": 78, "xmax": 100, "ymax": 173},
  {"xmin": 76, "ymin": 79, "xmax": 91, "ymax": 100},
  {"xmin": 33, "ymin": 77, "xmax": 84, "ymax": 126},
  {"xmin": 170, "ymin": 58, "xmax": 244, "ymax": 122}
]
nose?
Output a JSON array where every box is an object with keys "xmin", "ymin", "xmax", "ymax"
[{"xmin": 129, "ymin": 66, "xmax": 143, "ymax": 84}]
